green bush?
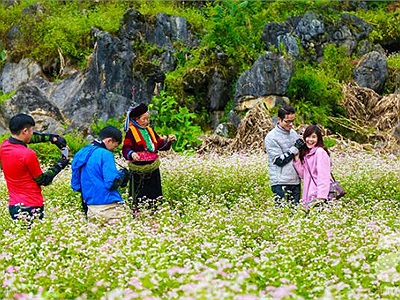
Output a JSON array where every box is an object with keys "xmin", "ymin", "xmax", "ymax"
[
  {"xmin": 287, "ymin": 61, "xmax": 345, "ymax": 127},
  {"xmin": 149, "ymin": 91, "xmax": 202, "ymax": 152},
  {"xmin": 355, "ymin": 5, "xmax": 400, "ymax": 44},
  {"xmin": 320, "ymin": 44, "xmax": 354, "ymax": 83},
  {"xmin": 0, "ymin": 91, "xmax": 16, "ymax": 106}
]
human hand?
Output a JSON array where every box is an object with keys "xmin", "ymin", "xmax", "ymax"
[
  {"xmin": 119, "ymin": 168, "xmax": 130, "ymax": 188},
  {"xmin": 55, "ymin": 156, "xmax": 69, "ymax": 170},
  {"xmin": 130, "ymin": 152, "xmax": 140, "ymax": 161},
  {"xmin": 50, "ymin": 134, "xmax": 67, "ymax": 149},
  {"xmin": 294, "ymin": 138, "xmax": 305, "ymax": 150},
  {"xmin": 167, "ymin": 135, "xmax": 176, "ymax": 143}
]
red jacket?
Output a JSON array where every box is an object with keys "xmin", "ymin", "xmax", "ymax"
[{"xmin": 0, "ymin": 139, "xmax": 44, "ymax": 206}]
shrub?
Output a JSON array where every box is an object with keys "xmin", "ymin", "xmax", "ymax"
[
  {"xmin": 287, "ymin": 61, "xmax": 345, "ymax": 127},
  {"xmin": 149, "ymin": 91, "xmax": 202, "ymax": 152}
]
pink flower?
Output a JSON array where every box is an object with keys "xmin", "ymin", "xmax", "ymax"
[
  {"xmin": 167, "ymin": 266, "xmax": 187, "ymax": 276},
  {"xmin": 267, "ymin": 284, "xmax": 297, "ymax": 299},
  {"xmin": 6, "ymin": 266, "xmax": 16, "ymax": 273}
]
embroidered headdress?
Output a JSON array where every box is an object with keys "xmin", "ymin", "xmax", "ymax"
[{"xmin": 123, "ymin": 103, "xmax": 148, "ymax": 131}]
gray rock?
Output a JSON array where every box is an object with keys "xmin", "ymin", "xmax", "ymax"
[
  {"xmin": 227, "ymin": 110, "xmax": 242, "ymax": 128},
  {"xmin": 0, "ymin": 85, "xmax": 65, "ymax": 132},
  {"xmin": 234, "ymin": 52, "xmax": 293, "ymax": 107},
  {"xmin": 294, "ymin": 11, "xmax": 325, "ymax": 42},
  {"xmin": 208, "ymin": 69, "xmax": 230, "ymax": 111},
  {"xmin": 214, "ymin": 122, "xmax": 236, "ymax": 138},
  {"xmin": 0, "ymin": 58, "xmax": 42, "ymax": 93},
  {"xmin": 354, "ymin": 51, "xmax": 388, "ymax": 93}
]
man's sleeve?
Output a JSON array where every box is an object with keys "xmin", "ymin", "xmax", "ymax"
[
  {"xmin": 101, "ymin": 152, "xmax": 124, "ymax": 190},
  {"xmin": 265, "ymin": 136, "xmax": 296, "ymax": 167},
  {"xmin": 29, "ymin": 132, "xmax": 53, "ymax": 144}
]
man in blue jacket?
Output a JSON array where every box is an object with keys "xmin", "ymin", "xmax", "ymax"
[{"xmin": 71, "ymin": 126, "xmax": 130, "ymax": 224}]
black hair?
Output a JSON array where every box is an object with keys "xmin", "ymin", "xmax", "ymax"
[
  {"xmin": 278, "ymin": 105, "xmax": 295, "ymax": 119},
  {"xmin": 9, "ymin": 113, "xmax": 35, "ymax": 135},
  {"xmin": 99, "ymin": 126, "xmax": 122, "ymax": 144},
  {"xmin": 299, "ymin": 124, "xmax": 330, "ymax": 162}
]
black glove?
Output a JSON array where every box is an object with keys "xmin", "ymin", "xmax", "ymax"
[
  {"xmin": 50, "ymin": 134, "xmax": 67, "ymax": 149},
  {"xmin": 119, "ymin": 168, "xmax": 130, "ymax": 188},
  {"xmin": 55, "ymin": 156, "xmax": 69, "ymax": 170},
  {"xmin": 294, "ymin": 138, "xmax": 306, "ymax": 150}
]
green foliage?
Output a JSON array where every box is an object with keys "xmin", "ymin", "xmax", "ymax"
[
  {"xmin": 1, "ymin": 0, "xmax": 127, "ymax": 68},
  {"xmin": 323, "ymin": 136, "xmax": 337, "ymax": 148},
  {"xmin": 354, "ymin": 5, "xmax": 400, "ymax": 44},
  {"xmin": 287, "ymin": 62, "xmax": 345, "ymax": 126},
  {"xmin": 63, "ymin": 131, "xmax": 89, "ymax": 156},
  {"xmin": 0, "ymin": 50, "xmax": 6, "ymax": 61},
  {"xmin": 90, "ymin": 117, "xmax": 124, "ymax": 136},
  {"xmin": 320, "ymin": 44, "xmax": 354, "ymax": 83},
  {"xmin": 28, "ymin": 142, "xmax": 63, "ymax": 164},
  {"xmin": 0, "ymin": 133, "xmax": 8, "ymax": 145},
  {"xmin": 387, "ymin": 52, "xmax": 400, "ymax": 69},
  {"xmin": 29, "ymin": 131, "xmax": 88, "ymax": 163},
  {"xmin": 202, "ymin": 0, "xmax": 264, "ymax": 72},
  {"xmin": 149, "ymin": 91, "xmax": 202, "ymax": 152},
  {"xmin": 0, "ymin": 90, "xmax": 15, "ymax": 105}
]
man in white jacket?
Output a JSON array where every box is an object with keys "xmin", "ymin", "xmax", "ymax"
[{"xmin": 264, "ymin": 105, "xmax": 305, "ymax": 207}]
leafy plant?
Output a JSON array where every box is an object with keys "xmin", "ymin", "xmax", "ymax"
[
  {"xmin": 0, "ymin": 91, "xmax": 15, "ymax": 106},
  {"xmin": 0, "ymin": 49, "xmax": 6, "ymax": 61},
  {"xmin": 320, "ymin": 44, "xmax": 354, "ymax": 83},
  {"xmin": 149, "ymin": 91, "xmax": 202, "ymax": 151},
  {"xmin": 90, "ymin": 117, "xmax": 124, "ymax": 136},
  {"xmin": 287, "ymin": 62, "xmax": 345, "ymax": 127}
]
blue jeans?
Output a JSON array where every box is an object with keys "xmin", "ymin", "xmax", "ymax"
[
  {"xmin": 9, "ymin": 205, "xmax": 44, "ymax": 221},
  {"xmin": 271, "ymin": 184, "xmax": 301, "ymax": 206}
]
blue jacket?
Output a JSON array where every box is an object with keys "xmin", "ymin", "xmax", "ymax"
[{"xmin": 71, "ymin": 143, "xmax": 124, "ymax": 205}]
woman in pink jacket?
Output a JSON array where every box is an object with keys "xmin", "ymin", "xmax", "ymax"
[{"xmin": 293, "ymin": 125, "xmax": 331, "ymax": 207}]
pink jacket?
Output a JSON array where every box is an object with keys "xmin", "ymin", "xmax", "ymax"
[{"xmin": 293, "ymin": 147, "xmax": 331, "ymax": 206}]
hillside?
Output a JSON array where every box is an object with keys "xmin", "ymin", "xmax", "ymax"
[{"xmin": 0, "ymin": 0, "xmax": 399, "ymax": 152}]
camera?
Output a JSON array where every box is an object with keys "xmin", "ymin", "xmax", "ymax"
[{"xmin": 61, "ymin": 147, "xmax": 69, "ymax": 158}]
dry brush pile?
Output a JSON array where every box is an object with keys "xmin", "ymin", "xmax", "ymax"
[
  {"xmin": 197, "ymin": 102, "xmax": 274, "ymax": 155},
  {"xmin": 198, "ymin": 84, "xmax": 400, "ymax": 155}
]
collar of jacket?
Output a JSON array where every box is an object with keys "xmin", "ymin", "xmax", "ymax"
[
  {"xmin": 276, "ymin": 124, "xmax": 291, "ymax": 133},
  {"xmin": 92, "ymin": 139, "xmax": 107, "ymax": 149},
  {"xmin": 8, "ymin": 137, "xmax": 27, "ymax": 147}
]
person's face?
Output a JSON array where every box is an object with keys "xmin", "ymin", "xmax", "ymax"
[
  {"xmin": 305, "ymin": 132, "xmax": 318, "ymax": 149},
  {"xmin": 278, "ymin": 113, "xmax": 295, "ymax": 131},
  {"xmin": 136, "ymin": 112, "xmax": 150, "ymax": 127},
  {"xmin": 104, "ymin": 138, "xmax": 120, "ymax": 152}
]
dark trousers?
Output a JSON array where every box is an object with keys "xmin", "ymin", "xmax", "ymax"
[
  {"xmin": 271, "ymin": 184, "xmax": 301, "ymax": 207},
  {"xmin": 129, "ymin": 168, "xmax": 163, "ymax": 210},
  {"xmin": 9, "ymin": 205, "xmax": 44, "ymax": 221}
]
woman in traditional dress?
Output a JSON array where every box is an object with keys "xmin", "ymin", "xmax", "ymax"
[{"xmin": 122, "ymin": 103, "xmax": 175, "ymax": 210}]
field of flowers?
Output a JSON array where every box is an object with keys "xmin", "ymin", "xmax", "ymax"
[{"xmin": 0, "ymin": 150, "xmax": 399, "ymax": 299}]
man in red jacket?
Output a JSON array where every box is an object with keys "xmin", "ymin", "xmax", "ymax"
[{"xmin": 0, "ymin": 113, "xmax": 69, "ymax": 222}]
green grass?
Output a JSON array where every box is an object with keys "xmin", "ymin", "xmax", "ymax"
[{"xmin": 0, "ymin": 150, "xmax": 399, "ymax": 299}]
